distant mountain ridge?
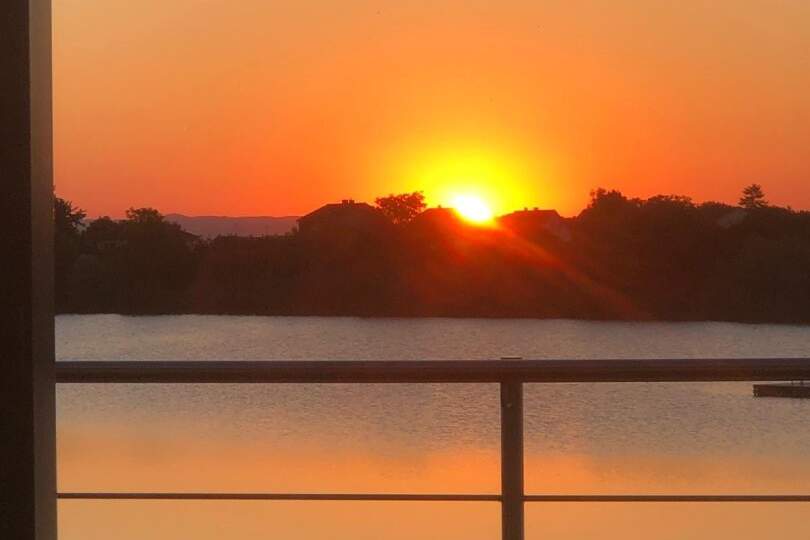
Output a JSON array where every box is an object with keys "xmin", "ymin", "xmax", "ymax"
[{"xmin": 165, "ymin": 214, "xmax": 299, "ymax": 238}]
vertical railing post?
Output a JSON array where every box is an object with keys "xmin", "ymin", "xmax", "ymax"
[{"xmin": 500, "ymin": 381, "xmax": 524, "ymax": 540}]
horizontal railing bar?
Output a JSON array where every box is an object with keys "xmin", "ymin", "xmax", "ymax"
[
  {"xmin": 57, "ymin": 492, "xmax": 500, "ymax": 502},
  {"xmin": 55, "ymin": 358, "xmax": 810, "ymax": 384},
  {"xmin": 525, "ymin": 495, "xmax": 810, "ymax": 502},
  {"xmin": 56, "ymin": 493, "xmax": 810, "ymax": 503}
]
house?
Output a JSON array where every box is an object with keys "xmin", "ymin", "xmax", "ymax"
[
  {"xmin": 409, "ymin": 206, "xmax": 460, "ymax": 227},
  {"xmin": 498, "ymin": 208, "xmax": 572, "ymax": 242},
  {"xmin": 297, "ymin": 200, "xmax": 390, "ymax": 235}
]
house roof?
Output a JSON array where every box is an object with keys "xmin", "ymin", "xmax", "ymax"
[
  {"xmin": 298, "ymin": 200, "xmax": 382, "ymax": 223},
  {"xmin": 499, "ymin": 208, "xmax": 562, "ymax": 221}
]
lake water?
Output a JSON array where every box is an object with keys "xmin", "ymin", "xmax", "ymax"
[{"xmin": 56, "ymin": 315, "xmax": 810, "ymax": 539}]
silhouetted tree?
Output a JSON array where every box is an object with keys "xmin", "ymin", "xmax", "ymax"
[
  {"xmin": 375, "ymin": 191, "xmax": 426, "ymax": 224},
  {"xmin": 55, "ymin": 197, "xmax": 86, "ymax": 233},
  {"xmin": 82, "ymin": 216, "xmax": 122, "ymax": 251},
  {"xmin": 54, "ymin": 197, "xmax": 86, "ymax": 311},
  {"xmin": 70, "ymin": 216, "xmax": 124, "ymax": 312},
  {"xmin": 67, "ymin": 208, "xmax": 199, "ymax": 313},
  {"xmin": 739, "ymin": 184, "xmax": 768, "ymax": 209},
  {"xmin": 125, "ymin": 207, "xmax": 165, "ymax": 224},
  {"xmin": 118, "ymin": 208, "xmax": 198, "ymax": 312},
  {"xmin": 54, "ymin": 189, "xmax": 810, "ymax": 322}
]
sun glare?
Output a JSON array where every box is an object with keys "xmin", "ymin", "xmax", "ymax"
[{"xmin": 451, "ymin": 194, "xmax": 494, "ymax": 224}]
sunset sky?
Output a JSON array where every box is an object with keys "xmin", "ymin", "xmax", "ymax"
[{"xmin": 54, "ymin": 0, "xmax": 810, "ymax": 218}]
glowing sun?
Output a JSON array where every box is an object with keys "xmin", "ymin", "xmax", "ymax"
[{"xmin": 451, "ymin": 194, "xmax": 494, "ymax": 224}]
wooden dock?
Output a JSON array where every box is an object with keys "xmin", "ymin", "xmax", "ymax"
[{"xmin": 753, "ymin": 382, "xmax": 810, "ymax": 399}]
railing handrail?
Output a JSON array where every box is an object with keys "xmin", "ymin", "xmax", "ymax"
[
  {"xmin": 55, "ymin": 357, "xmax": 810, "ymax": 540},
  {"xmin": 56, "ymin": 358, "xmax": 810, "ymax": 384}
]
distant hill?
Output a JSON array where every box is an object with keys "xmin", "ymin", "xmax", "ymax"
[{"xmin": 165, "ymin": 214, "xmax": 298, "ymax": 238}]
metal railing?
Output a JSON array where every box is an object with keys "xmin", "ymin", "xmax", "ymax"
[{"xmin": 55, "ymin": 358, "xmax": 810, "ymax": 540}]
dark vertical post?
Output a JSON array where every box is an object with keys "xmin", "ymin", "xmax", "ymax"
[
  {"xmin": 0, "ymin": 1, "xmax": 56, "ymax": 539},
  {"xmin": 500, "ymin": 382, "xmax": 524, "ymax": 540}
]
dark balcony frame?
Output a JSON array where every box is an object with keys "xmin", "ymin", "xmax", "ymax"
[{"xmin": 2, "ymin": 1, "xmax": 55, "ymax": 540}]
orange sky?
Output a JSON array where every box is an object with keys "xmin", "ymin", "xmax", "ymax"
[{"xmin": 54, "ymin": 0, "xmax": 810, "ymax": 217}]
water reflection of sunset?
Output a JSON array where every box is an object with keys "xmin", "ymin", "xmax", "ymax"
[
  {"xmin": 58, "ymin": 433, "xmax": 810, "ymax": 540},
  {"xmin": 55, "ymin": 318, "xmax": 810, "ymax": 539},
  {"xmin": 57, "ymin": 380, "xmax": 810, "ymax": 540},
  {"xmin": 59, "ymin": 428, "xmax": 810, "ymax": 496}
]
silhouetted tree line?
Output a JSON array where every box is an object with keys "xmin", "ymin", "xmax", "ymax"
[{"xmin": 55, "ymin": 185, "xmax": 810, "ymax": 322}]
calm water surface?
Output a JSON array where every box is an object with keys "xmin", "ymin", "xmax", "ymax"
[{"xmin": 57, "ymin": 315, "xmax": 810, "ymax": 539}]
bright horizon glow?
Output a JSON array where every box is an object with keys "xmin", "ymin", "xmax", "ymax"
[
  {"xmin": 450, "ymin": 194, "xmax": 494, "ymax": 224},
  {"xmin": 393, "ymin": 143, "xmax": 549, "ymax": 218},
  {"xmin": 53, "ymin": 1, "xmax": 810, "ymax": 217}
]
